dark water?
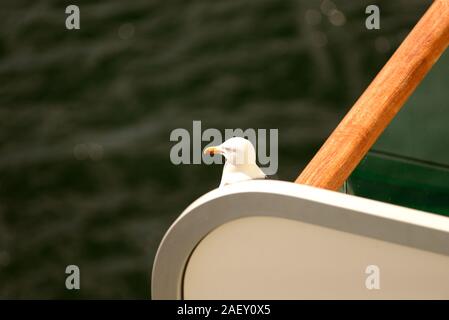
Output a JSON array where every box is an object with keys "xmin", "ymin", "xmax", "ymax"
[{"xmin": 0, "ymin": 0, "xmax": 435, "ymax": 298}]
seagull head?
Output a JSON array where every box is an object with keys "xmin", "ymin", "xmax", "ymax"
[{"xmin": 203, "ymin": 137, "xmax": 257, "ymax": 166}]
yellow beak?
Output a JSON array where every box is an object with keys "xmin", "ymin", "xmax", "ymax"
[{"xmin": 203, "ymin": 146, "xmax": 223, "ymax": 156}]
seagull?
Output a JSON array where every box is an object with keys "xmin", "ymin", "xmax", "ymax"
[{"xmin": 203, "ymin": 137, "xmax": 267, "ymax": 187}]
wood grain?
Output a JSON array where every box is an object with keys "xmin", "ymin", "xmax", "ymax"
[{"xmin": 295, "ymin": 0, "xmax": 449, "ymax": 191}]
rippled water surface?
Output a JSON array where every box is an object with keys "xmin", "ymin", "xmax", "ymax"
[{"xmin": 0, "ymin": 0, "xmax": 436, "ymax": 298}]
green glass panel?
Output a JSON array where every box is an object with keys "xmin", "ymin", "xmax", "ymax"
[
  {"xmin": 346, "ymin": 46, "xmax": 449, "ymax": 216},
  {"xmin": 346, "ymin": 150, "xmax": 449, "ymax": 217},
  {"xmin": 373, "ymin": 49, "xmax": 449, "ymax": 166}
]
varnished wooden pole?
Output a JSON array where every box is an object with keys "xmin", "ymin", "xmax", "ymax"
[{"xmin": 295, "ymin": 0, "xmax": 449, "ymax": 190}]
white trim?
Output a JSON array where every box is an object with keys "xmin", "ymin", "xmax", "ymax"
[{"xmin": 152, "ymin": 180, "xmax": 449, "ymax": 299}]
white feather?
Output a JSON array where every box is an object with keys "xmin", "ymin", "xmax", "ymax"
[{"xmin": 220, "ymin": 162, "xmax": 266, "ymax": 187}]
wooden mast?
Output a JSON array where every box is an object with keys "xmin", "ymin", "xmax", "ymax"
[{"xmin": 295, "ymin": 0, "xmax": 449, "ymax": 191}]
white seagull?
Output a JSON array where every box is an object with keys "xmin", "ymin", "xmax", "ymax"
[{"xmin": 204, "ymin": 137, "xmax": 266, "ymax": 187}]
